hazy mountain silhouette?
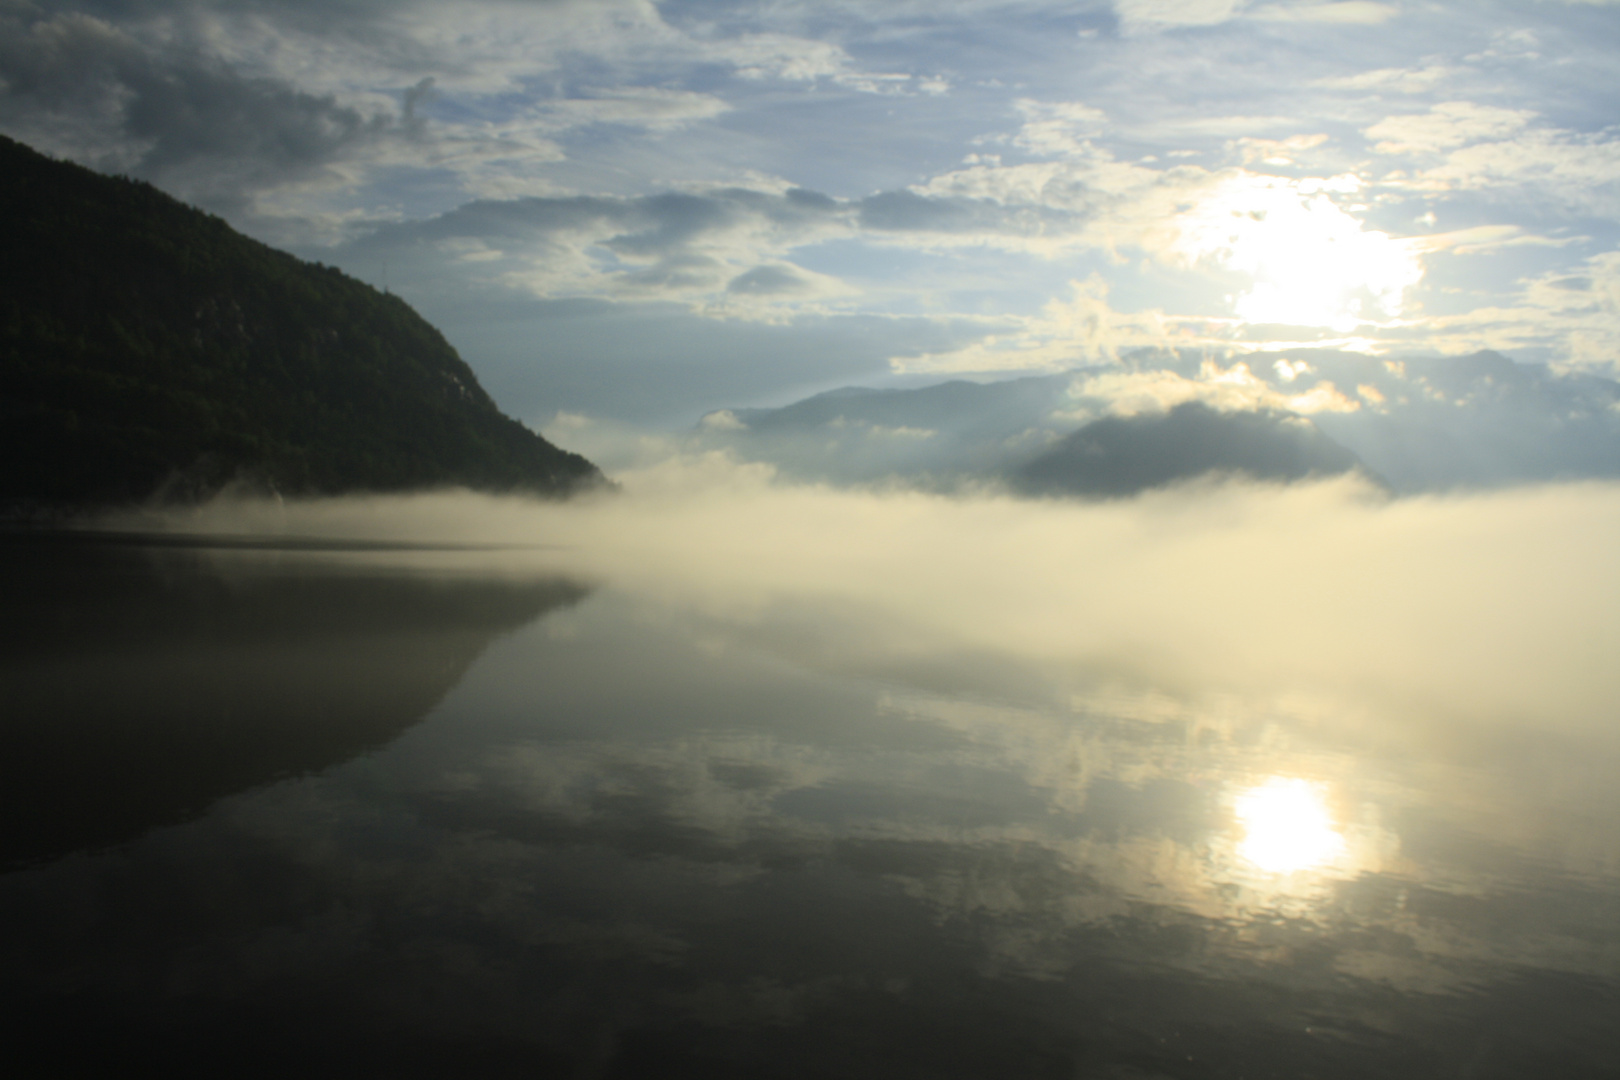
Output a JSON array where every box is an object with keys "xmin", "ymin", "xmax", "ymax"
[
  {"xmin": 699, "ymin": 349, "xmax": 1620, "ymax": 495},
  {"xmin": 733, "ymin": 373, "xmax": 1074, "ymax": 436},
  {"xmin": 705, "ymin": 373, "xmax": 1074, "ymax": 488},
  {"xmin": 1297, "ymin": 350, "xmax": 1620, "ymax": 492},
  {"xmin": 1013, "ymin": 401, "xmax": 1365, "ymax": 497},
  {"xmin": 0, "ymin": 135, "xmax": 604, "ymax": 512}
]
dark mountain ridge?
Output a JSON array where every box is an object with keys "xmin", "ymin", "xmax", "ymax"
[
  {"xmin": 732, "ymin": 373, "xmax": 1075, "ymax": 436},
  {"xmin": 1014, "ymin": 401, "xmax": 1366, "ymax": 497},
  {"xmin": 0, "ymin": 134, "xmax": 604, "ymax": 512},
  {"xmin": 697, "ymin": 348, "xmax": 1620, "ymax": 496}
]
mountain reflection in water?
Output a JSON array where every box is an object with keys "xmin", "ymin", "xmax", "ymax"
[
  {"xmin": 0, "ymin": 534, "xmax": 591, "ymax": 868},
  {"xmin": 2, "ymin": 534, "xmax": 1618, "ymax": 1077}
]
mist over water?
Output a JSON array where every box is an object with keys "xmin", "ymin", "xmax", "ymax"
[
  {"xmin": 135, "ymin": 464, "xmax": 1620, "ymax": 731},
  {"xmin": 10, "ymin": 471, "xmax": 1620, "ymax": 1075}
]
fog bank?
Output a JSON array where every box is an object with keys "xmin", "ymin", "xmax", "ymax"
[{"xmin": 118, "ymin": 462, "xmax": 1620, "ymax": 734}]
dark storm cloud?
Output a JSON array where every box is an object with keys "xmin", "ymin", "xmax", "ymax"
[{"xmin": 0, "ymin": 4, "xmax": 406, "ymax": 214}]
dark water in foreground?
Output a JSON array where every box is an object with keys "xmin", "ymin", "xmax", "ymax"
[{"xmin": 3, "ymin": 534, "xmax": 1618, "ymax": 1078}]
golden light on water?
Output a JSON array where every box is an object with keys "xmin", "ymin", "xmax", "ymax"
[{"xmin": 1234, "ymin": 777, "xmax": 1347, "ymax": 875}]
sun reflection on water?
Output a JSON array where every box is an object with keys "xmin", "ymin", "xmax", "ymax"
[{"xmin": 1234, "ymin": 777, "xmax": 1347, "ymax": 875}]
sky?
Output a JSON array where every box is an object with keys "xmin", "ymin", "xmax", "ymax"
[{"xmin": 4, "ymin": 0, "xmax": 1620, "ymax": 426}]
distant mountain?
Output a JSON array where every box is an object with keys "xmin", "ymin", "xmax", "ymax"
[
  {"xmin": 0, "ymin": 135, "xmax": 604, "ymax": 512},
  {"xmin": 697, "ymin": 349, "xmax": 1620, "ymax": 496},
  {"xmin": 704, "ymin": 373, "xmax": 1076, "ymax": 489},
  {"xmin": 1013, "ymin": 402, "xmax": 1365, "ymax": 497},
  {"xmin": 1296, "ymin": 350, "xmax": 1620, "ymax": 492},
  {"xmin": 731, "ymin": 374, "xmax": 1074, "ymax": 436}
]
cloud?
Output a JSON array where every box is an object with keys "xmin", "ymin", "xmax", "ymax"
[
  {"xmin": 524, "ymin": 87, "xmax": 732, "ymax": 133},
  {"xmin": 1067, "ymin": 361, "xmax": 1361, "ymax": 417},
  {"xmin": 8, "ymin": 0, "xmax": 1615, "ymax": 389},
  {"xmin": 339, "ymin": 172, "xmax": 1120, "ymax": 315},
  {"xmin": 1364, "ymin": 101, "xmax": 1536, "ymax": 155},
  {"xmin": 1138, "ymin": 115, "xmax": 1303, "ymax": 140},
  {"xmin": 1112, "ymin": 0, "xmax": 1398, "ymax": 34},
  {"xmin": 1163, "ymin": 172, "xmax": 1426, "ymax": 330},
  {"xmin": 0, "ymin": 0, "xmax": 919, "ymax": 230},
  {"xmin": 907, "ymin": 134, "xmax": 1440, "ymax": 338},
  {"xmin": 1410, "ymin": 250, "xmax": 1620, "ymax": 373},
  {"xmin": 319, "ymin": 92, "xmax": 1614, "ymax": 389},
  {"xmin": 1010, "ymin": 99, "xmax": 1110, "ymax": 158},
  {"xmin": 1312, "ymin": 64, "xmax": 1457, "ymax": 93},
  {"xmin": 188, "ymin": 0, "xmax": 859, "ymax": 99},
  {"xmin": 0, "ymin": 9, "xmax": 401, "ymax": 215},
  {"xmin": 894, "ymin": 276, "xmax": 1177, "ymax": 372},
  {"xmin": 340, "ymin": 186, "xmax": 861, "ymax": 312},
  {"xmin": 711, "ymin": 262, "xmax": 857, "ymax": 319},
  {"xmin": 1248, "ymin": 2, "xmax": 1398, "ymax": 24},
  {"xmin": 912, "ymin": 144, "xmax": 1196, "ymax": 258},
  {"xmin": 1418, "ymin": 128, "xmax": 1620, "ymax": 218},
  {"xmin": 726, "ymin": 264, "xmax": 817, "ymax": 295},
  {"xmin": 1114, "ymin": 0, "xmax": 1245, "ymax": 33}
]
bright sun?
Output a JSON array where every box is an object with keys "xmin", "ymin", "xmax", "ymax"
[
  {"xmin": 1234, "ymin": 777, "xmax": 1347, "ymax": 875},
  {"xmin": 1172, "ymin": 174, "xmax": 1424, "ymax": 331}
]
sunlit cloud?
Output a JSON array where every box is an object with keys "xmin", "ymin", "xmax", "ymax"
[
  {"xmin": 1067, "ymin": 361, "xmax": 1361, "ymax": 416},
  {"xmin": 1011, "ymin": 99, "xmax": 1111, "ymax": 157},
  {"xmin": 1312, "ymin": 64, "xmax": 1458, "ymax": 93},
  {"xmin": 1365, "ymin": 101, "xmax": 1536, "ymax": 155},
  {"xmin": 1413, "ymin": 250, "xmax": 1620, "ymax": 369},
  {"xmin": 1248, "ymin": 2, "xmax": 1398, "ymax": 25},
  {"xmin": 1166, "ymin": 173, "xmax": 1426, "ymax": 330},
  {"xmin": 892, "ymin": 276, "xmax": 1179, "ymax": 372},
  {"xmin": 1114, "ymin": 0, "xmax": 1244, "ymax": 34}
]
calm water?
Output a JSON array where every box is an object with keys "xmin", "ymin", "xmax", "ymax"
[{"xmin": 3, "ymin": 531, "xmax": 1618, "ymax": 1077}]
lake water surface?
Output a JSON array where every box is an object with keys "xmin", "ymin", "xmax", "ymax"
[{"xmin": 4, "ymin": 513, "xmax": 1619, "ymax": 1078}]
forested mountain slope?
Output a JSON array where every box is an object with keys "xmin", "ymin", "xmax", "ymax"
[{"xmin": 0, "ymin": 135, "xmax": 603, "ymax": 510}]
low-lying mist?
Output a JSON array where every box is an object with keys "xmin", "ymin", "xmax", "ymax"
[{"xmin": 115, "ymin": 456, "xmax": 1620, "ymax": 738}]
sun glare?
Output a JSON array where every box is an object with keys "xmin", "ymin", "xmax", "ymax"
[
  {"xmin": 1173, "ymin": 175, "xmax": 1424, "ymax": 331},
  {"xmin": 1234, "ymin": 777, "xmax": 1347, "ymax": 875}
]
